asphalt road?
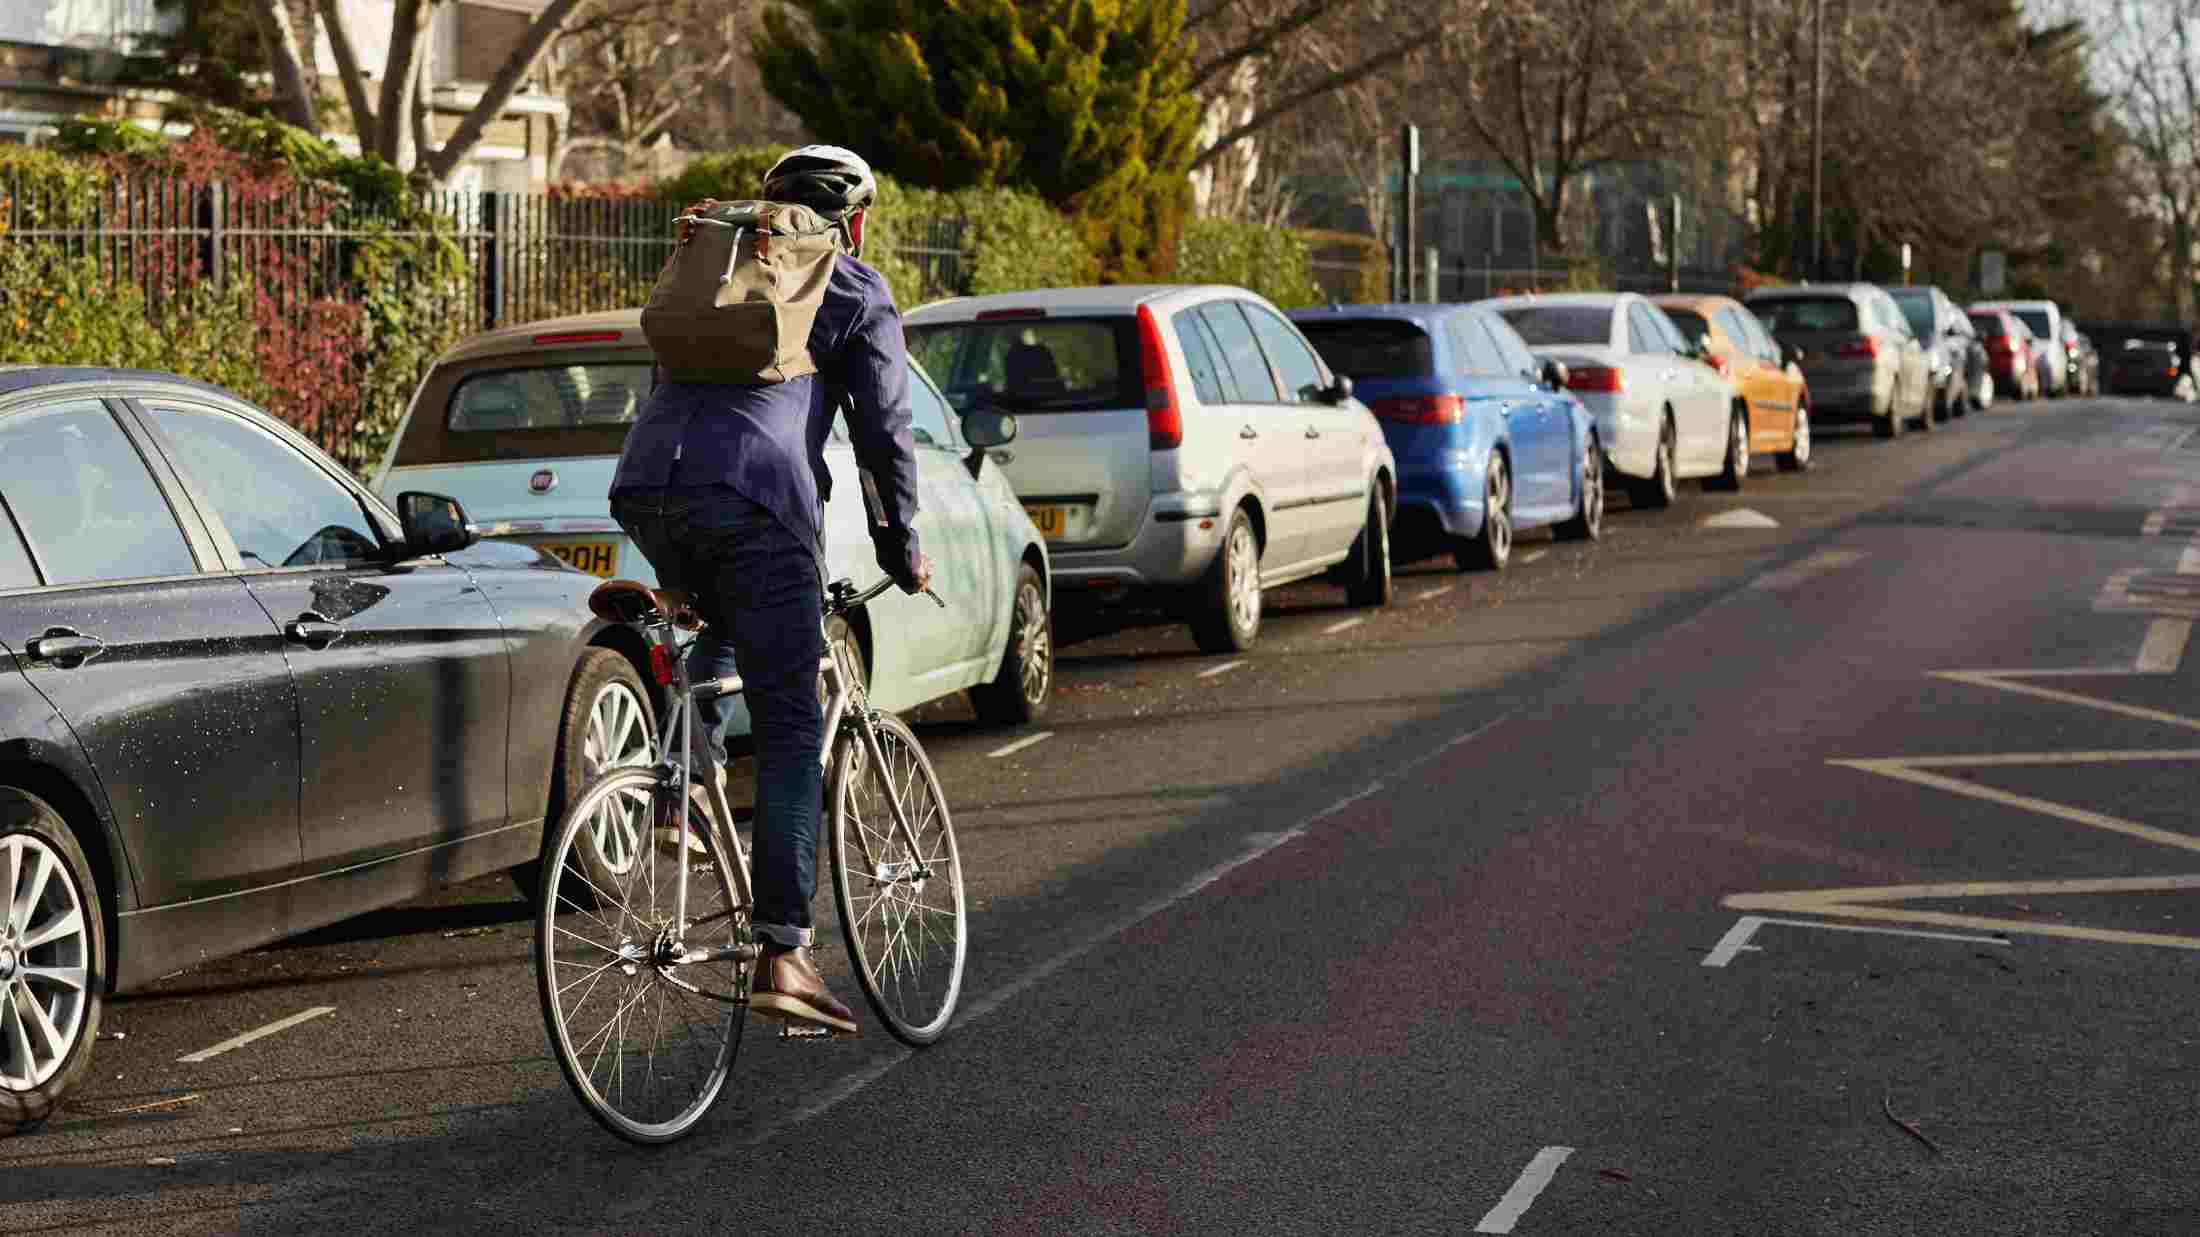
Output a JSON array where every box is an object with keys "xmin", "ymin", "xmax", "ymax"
[{"xmin": 6, "ymin": 395, "xmax": 2199, "ymax": 1235}]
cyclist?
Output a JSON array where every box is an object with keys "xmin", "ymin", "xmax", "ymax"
[{"xmin": 609, "ymin": 144, "xmax": 929, "ymax": 1035}]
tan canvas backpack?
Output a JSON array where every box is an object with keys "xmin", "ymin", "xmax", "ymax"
[{"xmin": 640, "ymin": 200, "xmax": 847, "ymax": 385}]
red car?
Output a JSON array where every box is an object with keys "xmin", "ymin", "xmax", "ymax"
[{"xmin": 1966, "ymin": 309, "xmax": 2040, "ymax": 401}]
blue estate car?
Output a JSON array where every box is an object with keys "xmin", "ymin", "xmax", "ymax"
[{"xmin": 1290, "ymin": 304, "xmax": 1604, "ymax": 571}]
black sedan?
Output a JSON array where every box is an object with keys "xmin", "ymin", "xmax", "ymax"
[
  {"xmin": 0, "ymin": 368, "xmax": 657, "ymax": 1131},
  {"xmin": 2104, "ymin": 339, "xmax": 2195, "ymax": 400}
]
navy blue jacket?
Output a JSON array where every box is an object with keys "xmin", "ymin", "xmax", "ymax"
[{"xmin": 610, "ymin": 255, "xmax": 922, "ymax": 581}]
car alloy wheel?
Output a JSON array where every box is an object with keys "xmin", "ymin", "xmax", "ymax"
[
  {"xmin": 582, "ymin": 678, "xmax": 653, "ymax": 875},
  {"xmin": 0, "ymin": 831, "xmax": 92, "ymax": 1094},
  {"xmin": 1779, "ymin": 404, "xmax": 1812, "ymax": 472},
  {"xmin": 1459, "ymin": 453, "xmax": 1512, "ymax": 570},
  {"xmin": 1558, "ymin": 438, "xmax": 1603, "ymax": 541},
  {"xmin": 1227, "ymin": 518, "xmax": 1262, "ymax": 638}
]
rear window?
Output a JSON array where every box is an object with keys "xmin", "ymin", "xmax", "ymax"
[
  {"xmin": 1662, "ymin": 309, "xmax": 1711, "ymax": 347},
  {"xmin": 1967, "ymin": 313, "xmax": 2004, "ymax": 335},
  {"xmin": 1750, "ymin": 297, "xmax": 1858, "ymax": 333},
  {"xmin": 2011, "ymin": 309, "xmax": 2052, "ymax": 337},
  {"xmin": 448, "ymin": 364, "xmax": 652, "ymax": 432},
  {"xmin": 1495, "ymin": 305, "xmax": 1611, "ymax": 346},
  {"xmin": 905, "ymin": 316, "xmax": 1143, "ymax": 413},
  {"xmin": 1293, "ymin": 319, "xmax": 1435, "ymax": 378},
  {"xmin": 1889, "ymin": 292, "xmax": 1934, "ymax": 339}
]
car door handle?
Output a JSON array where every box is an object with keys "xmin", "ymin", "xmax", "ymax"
[
  {"xmin": 25, "ymin": 628, "xmax": 104, "ymax": 669},
  {"xmin": 1239, "ymin": 426, "xmax": 1259, "ymax": 439},
  {"xmin": 284, "ymin": 611, "xmax": 345, "ymax": 649}
]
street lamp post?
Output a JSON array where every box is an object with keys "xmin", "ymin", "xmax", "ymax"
[{"xmin": 1811, "ymin": 0, "xmax": 1824, "ymax": 282}]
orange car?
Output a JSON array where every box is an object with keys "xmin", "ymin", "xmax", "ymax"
[{"xmin": 1652, "ymin": 294, "xmax": 1813, "ymax": 471}]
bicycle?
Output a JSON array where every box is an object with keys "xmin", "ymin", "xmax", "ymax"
[{"xmin": 535, "ymin": 575, "xmax": 967, "ymax": 1144}]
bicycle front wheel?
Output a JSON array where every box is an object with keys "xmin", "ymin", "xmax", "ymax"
[
  {"xmin": 828, "ymin": 711, "xmax": 967, "ymax": 1046},
  {"xmin": 537, "ymin": 766, "xmax": 749, "ymax": 1144}
]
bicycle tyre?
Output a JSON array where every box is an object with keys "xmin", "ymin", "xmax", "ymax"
[
  {"xmin": 828, "ymin": 712, "xmax": 967, "ymax": 1046},
  {"xmin": 537, "ymin": 765, "xmax": 749, "ymax": 1144}
]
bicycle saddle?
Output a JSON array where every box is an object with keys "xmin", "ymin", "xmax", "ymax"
[{"xmin": 588, "ymin": 578, "xmax": 662, "ymax": 625}]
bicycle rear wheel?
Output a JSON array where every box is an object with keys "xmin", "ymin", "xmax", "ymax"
[
  {"xmin": 828, "ymin": 712, "xmax": 967, "ymax": 1046},
  {"xmin": 537, "ymin": 766, "xmax": 749, "ymax": 1144}
]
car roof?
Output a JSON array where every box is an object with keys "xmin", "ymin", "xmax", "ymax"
[
  {"xmin": 906, "ymin": 285, "xmax": 1235, "ymax": 322},
  {"xmin": 0, "ymin": 365, "xmax": 249, "ymax": 402},
  {"xmin": 1744, "ymin": 283, "xmax": 1874, "ymax": 301},
  {"xmin": 1649, "ymin": 293, "xmax": 1740, "ymax": 312},
  {"xmin": 433, "ymin": 309, "xmax": 644, "ymax": 365},
  {"xmin": 1287, "ymin": 303, "xmax": 1466, "ymax": 327},
  {"xmin": 1480, "ymin": 291, "xmax": 1635, "ymax": 309}
]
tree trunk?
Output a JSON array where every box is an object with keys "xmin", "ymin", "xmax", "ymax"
[{"xmin": 249, "ymin": 0, "xmax": 320, "ymax": 134}]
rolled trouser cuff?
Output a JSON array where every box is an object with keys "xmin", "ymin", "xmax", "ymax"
[{"xmin": 754, "ymin": 922, "xmax": 813, "ymax": 948}]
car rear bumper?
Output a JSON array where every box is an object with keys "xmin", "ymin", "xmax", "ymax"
[
  {"xmin": 1397, "ymin": 467, "xmax": 1483, "ymax": 539},
  {"xmin": 1045, "ymin": 493, "xmax": 1229, "ymax": 593},
  {"xmin": 1567, "ymin": 393, "xmax": 1660, "ymax": 482},
  {"xmin": 1797, "ymin": 365, "xmax": 1890, "ymax": 420}
]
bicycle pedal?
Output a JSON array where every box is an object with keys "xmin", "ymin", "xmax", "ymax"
[{"xmin": 776, "ymin": 1023, "xmax": 837, "ymax": 1042}]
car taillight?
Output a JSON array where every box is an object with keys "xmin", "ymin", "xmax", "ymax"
[
  {"xmin": 533, "ymin": 330, "xmax": 622, "ymax": 346},
  {"xmin": 1985, "ymin": 334, "xmax": 2016, "ymax": 353},
  {"xmin": 1565, "ymin": 366, "xmax": 1625, "ymax": 393},
  {"xmin": 1836, "ymin": 337, "xmax": 1881, "ymax": 359},
  {"xmin": 1135, "ymin": 304, "xmax": 1182, "ymax": 450},
  {"xmin": 1369, "ymin": 394, "xmax": 1464, "ymax": 424},
  {"xmin": 2066, "ymin": 341, "xmax": 2080, "ymax": 356},
  {"xmin": 1703, "ymin": 352, "xmax": 1730, "ymax": 374}
]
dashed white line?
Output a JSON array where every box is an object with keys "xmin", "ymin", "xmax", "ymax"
[
  {"xmin": 2138, "ymin": 619, "xmax": 2193, "ymax": 672},
  {"xmin": 1322, "ymin": 617, "xmax": 1365, "ymax": 636},
  {"xmin": 1700, "ymin": 916, "xmax": 1767, "ymax": 967},
  {"xmin": 178, "ymin": 1006, "xmax": 335, "ymax": 1063},
  {"xmin": 1518, "ymin": 550, "xmax": 1547, "ymax": 564},
  {"xmin": 1476, "ymin": 1146, "xmax": 1576, "ymax": 1233},
  {"xmin": 1197, "ymin": 660, "xmax": 1245, "ymax": 679},
  {"xmin": 1420, "ymin": 584, "xmax": 1457, "ymax": 602},
  {"xmin": 985, "ymin": 731, "xmax": 1054, "ymax": 760}
]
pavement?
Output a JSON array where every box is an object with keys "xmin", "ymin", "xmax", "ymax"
[{"xmin": 4, "ymin": 396, "xmax": 2197, "ymax": 1235}]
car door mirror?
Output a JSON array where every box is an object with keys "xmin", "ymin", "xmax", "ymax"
[
  {"xmin": 959, "ymin": 407, "xmax": 1019, "ymax": 450},
  {"xmin": 1319, "ymin": 374, "xmax": 1354, "ymax": 405},
  {"xmin": 1540, "ymin": 359, "xmax": 1570, "ymax": 391},
  {"xmin": 395, "ymin": 491, "xmax": 478, "ymax": 559}
]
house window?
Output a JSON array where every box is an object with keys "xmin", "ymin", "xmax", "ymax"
[{"xmin": 4, "ymin": 0, "xmax": 174, "ymax": 52}]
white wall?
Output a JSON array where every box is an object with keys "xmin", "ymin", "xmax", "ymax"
[{"xmin": 2, "ymin": 0, "xmax": 171, "ymax": 51}]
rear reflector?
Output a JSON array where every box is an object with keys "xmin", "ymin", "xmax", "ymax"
[
  {"xmin": 532, "ymin": 331, "xmax": 622, "ymax": 346},
  {"xmin": 977, "ymin": 308, "xmax": 1047, "ymax": 321},
  {"xmin": 1135, "ymin": 304, "xmax": 1182, "ymax": 450},
  {"xmin": 1565, "ymin": 366, "xmax": 1625, "ymax": 393},
  {"xmin": 1836, "ymin": 337, "xmax": 1881, "ymax": 359},
  {"xmin": 1369, "ymin": 394, "xmax": 1464, "ymax": 424}
]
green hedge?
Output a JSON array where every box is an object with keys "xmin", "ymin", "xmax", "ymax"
[{"xmin": 1175, "ymin": 218, "xmax": 1321, "ymax": 308}]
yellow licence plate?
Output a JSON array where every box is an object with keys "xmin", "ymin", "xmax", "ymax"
[
  {"xmin": 541, "ymin": 539, "xmax": 619, "ymax": 577},
  {"xmin": 1026, "ymin": 504, "xmax": 1069, "ymax": 539}
]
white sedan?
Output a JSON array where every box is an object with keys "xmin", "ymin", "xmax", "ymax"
[{"xmin": 1485, "ymin": 292, "xmax": 1742, "ymax": 506}]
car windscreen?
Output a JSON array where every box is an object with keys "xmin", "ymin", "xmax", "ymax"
[
  {"xmin": 1494, "ymin": 304, "xmax": 1611, "ymax": 346},
  {"xmin": 1292, "ymin": 319, "xmax": 1435, "ymax": 378},
  {"xmin": 1750, "ymin": 298, "xmax": 1858, "ymax": 333},
  {"xmin": 1889, "ymin": 292, "xmax": 1935, "ymax": 339},
  {"xmin": 2010, "ymin": 309, "xmax": 2052, "ymax": 337},
  {"xmin": 446, "ymin": 364, "xmax": 653, "ymax": 432},
  {"xmin": 904, "ymin": 316, "xmax": 1143, "ymax": 413}
]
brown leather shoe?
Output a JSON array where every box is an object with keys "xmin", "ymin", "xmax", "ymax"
[{"xmin": 750, "ymin": 945, "xmax": 859, "ymax": 1034}]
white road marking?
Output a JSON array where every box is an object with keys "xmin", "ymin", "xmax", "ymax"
[
  {"xmin": 178, "ymin": 1007, "xmax": 335, "ymax": 1063},
  {"xmin": 2138, "ymin": 619, "xmax": 2193, "ymax": 672},
  {"xmin": 1700, "ymin": 508, "xmax": 1779, "ymax": 529},
  {"xmin": 2181, "ymin": 545, "xmax": 2200, "ymax": 575},
  {"xmin": 1197, "ymin": 660, "xmax": 1245, "ymax": 679},
  {"xmin": 1420, "ymin": 584, "xmax": 1457, "ymax": 602},
  {"xmin": 1751, "ymin": 549, "xmax": 1866, "ymax": 591},
  {"xmin": 1704, "ymin": 913, "xmax": 2007, "ymax": 966},
  {"xmin": 985, "ymin": 731, "xmax": 1054, "ymax": 760},
  {"xmin": 1476, "ymin": 1146, "xmax": 1576, "ymax": 1233},
  {"xmin": 1322, "ymin": 617, "xmax": 1365, "ymax": 635},
  {"xmin": 1518, "ymin": 549, "xmax": 1547, "ymax": 564},
  {"xmin": 1701, "ymin": 916, "xmax": 1766, "ymax": 967}
]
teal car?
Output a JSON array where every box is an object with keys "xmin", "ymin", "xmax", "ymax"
[{"xmin": 372, "ymin": 310, "xmax": 1055, "ymax": 762}]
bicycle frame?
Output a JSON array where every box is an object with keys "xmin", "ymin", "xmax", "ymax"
[{"xmin": 636, "ymin": 579, "xmax": 941, "ymax": 994}]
